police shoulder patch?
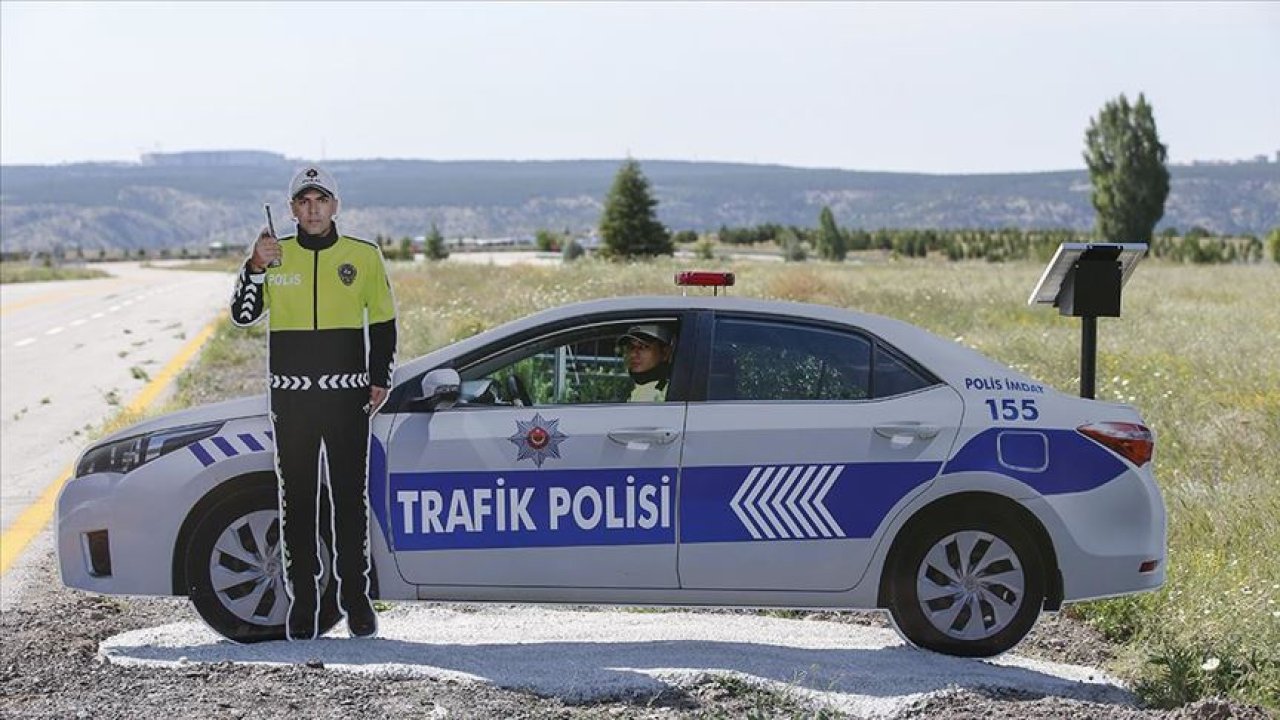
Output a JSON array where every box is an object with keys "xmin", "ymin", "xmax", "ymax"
[{"xmin": 338, "ymin": 263, "xmax": 357, "ymax": 286}]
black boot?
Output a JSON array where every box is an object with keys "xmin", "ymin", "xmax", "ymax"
[
  {"xmin": 345, "ymin": 596, "xmax": 378, "ymax": 638},
  {"xmin": 287, "ymin": 603, "xmax": 318, "ymax": 641}
]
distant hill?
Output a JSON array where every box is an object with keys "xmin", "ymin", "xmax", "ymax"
[{"xmin": 1, "ymin": 153, "xmax": 1277, "ymax": 254}]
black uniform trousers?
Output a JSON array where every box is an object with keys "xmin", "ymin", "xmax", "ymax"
[{"xmin": 270, "ymin": 386, "xmax": 372, "ymax": 637}]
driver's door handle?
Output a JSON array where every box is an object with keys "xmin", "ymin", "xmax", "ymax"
[
  {"xmin": 608, "ymin": 428, "xmax": 681, "ymax": 446},
  {"xmin": 874, "ymin": 422, "xmax": 942, "ymax": 440}
]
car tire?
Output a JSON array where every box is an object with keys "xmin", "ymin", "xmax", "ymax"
[
  {"xmin": 887, "ymin": 507, "xmax": 1046, "ymax": 657},
  {"xmin": 185, "ymin": 485, "xmax": 341, "ymax": 643}
]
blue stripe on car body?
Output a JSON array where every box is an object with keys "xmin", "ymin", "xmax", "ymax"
[
  {"xmin": 189, "ymin": 443, "xmax": 215, "ymax": 467},
  {"xmin": 211, "ymin": 437, "xmax": 237, "ymax": 458},
  {"xmin": 943, "ymin": 428, "xmax": 1126, "ymax": 494},
  {"xmin": 238, "ymin": 433, "xmax": 265, "ymax": 452},
  {"xmin": 679, "ymin": 461, "xmax": 943, "ymax": 543}
]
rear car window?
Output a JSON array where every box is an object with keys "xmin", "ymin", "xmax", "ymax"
[{"xmin": 708, "ymin": 318, "xmax": 935, "ymax": 401}]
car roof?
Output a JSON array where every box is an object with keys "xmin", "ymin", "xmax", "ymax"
[{"xmin": 397, "ymin": 295, "xmax": 1034, "ymax": 391}]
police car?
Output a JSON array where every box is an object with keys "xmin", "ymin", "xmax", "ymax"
[{"xmin": 57, "ymin": 273, "xmax": 1165, "ymax": 656}]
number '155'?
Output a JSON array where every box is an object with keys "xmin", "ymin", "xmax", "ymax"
[{"xmin": 985, "ymin": 398, "xmax": 1039, "ymax": 421}]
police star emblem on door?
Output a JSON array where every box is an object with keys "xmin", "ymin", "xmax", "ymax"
[{"xmin": 508, "ymin": 413, "xmax": 567, "ymax": 468}]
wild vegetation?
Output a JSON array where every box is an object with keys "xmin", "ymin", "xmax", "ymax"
[
  {"xmin": 0, "ymin": 261, "xmax": 109, "ymax": 284},
  {"xmin": 165, "ymin": 256, "xmax": 1277, "ymax": 710}
]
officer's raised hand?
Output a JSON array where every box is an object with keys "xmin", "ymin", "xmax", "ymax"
[{"xmin": 249, "ymin": 227, "xmax": 281, "ymax": 272}]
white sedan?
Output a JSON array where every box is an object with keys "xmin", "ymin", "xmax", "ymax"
[{"xmin": 58, "ymin": 292, "xmax": 1165, "ymax": 656}]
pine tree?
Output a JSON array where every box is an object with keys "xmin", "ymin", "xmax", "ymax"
[
  {"xmin": 1084, "ymin": 93, "xmax": 1170, "ymax": 243},
  {"xmin": 816, "ymin": 206, "xmax": 847, "ymax": 261},
  {"xmin": 424, "ymin": 223, "xmax": 448, "ymax": 261},
  {"xmin": 599, "ymin": 159, "xmax": 672, "ymax": 259}
]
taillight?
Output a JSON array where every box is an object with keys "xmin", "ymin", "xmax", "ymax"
[{"xmin": 1078, "ymin": 422, "xmax": 1154, "ymax": 466}]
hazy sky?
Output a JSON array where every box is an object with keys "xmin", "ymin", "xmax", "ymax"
[{"xmin": 2, "ymin": 2, "xmax": 1277, "ymax": 173}]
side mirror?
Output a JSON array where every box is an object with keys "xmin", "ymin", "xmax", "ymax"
[{"xmin": 416, "ymin": 368, "xmax": 461, "ymax": 411}]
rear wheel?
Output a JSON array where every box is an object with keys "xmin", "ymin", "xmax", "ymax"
[
  {"xmin": 887, "ymin": 510, "xmax": 1045, "ymax": 657},
  {"xmin": 185, "ymin": 485, "xmax": 340, "ymax": 643}
]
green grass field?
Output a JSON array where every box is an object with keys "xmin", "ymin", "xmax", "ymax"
[
  {"xmin": 168, "ymin": 256, "xmax": 1278, "ymax": 709},
  {"xmin": 0, "ymin": 261, "xmax": 110, "ymax": 284}
]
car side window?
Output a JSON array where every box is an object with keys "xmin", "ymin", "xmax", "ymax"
[
  {"xmin": 873, "ymin": 345, "xmax": 934, "ymax": 397},
  {"xmin": 708, "ymin": 318, "xmax": 936, "ymax": 401},
  {"xmin": 459, "ymin": 321, "xmax": 679, "ymax": 406},
  {"xmin": 709, "ymin": 319, "xmax": 872, "ymax": 401}
]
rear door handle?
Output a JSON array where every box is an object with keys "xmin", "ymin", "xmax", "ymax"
[
  {"xmin": 608, "ymin": 428, "xmax": 681, "ymax": 446},
  {"xmin": 874, "ymin": 422, "xmax": 941, "ymax": 440}
]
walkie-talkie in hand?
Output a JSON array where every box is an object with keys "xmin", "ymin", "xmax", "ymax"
[{"xmin": 264, "ymin": 204, "xmax": 281, "ymax": 268}]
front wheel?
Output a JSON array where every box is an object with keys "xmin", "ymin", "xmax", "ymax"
[
  {"xmin": 185, "ymin": 485, "xmax": 341, "ymax": 643},
  {"xmin": 887, "ymin": 510, "xmax": 1045, "ymax": 657}
]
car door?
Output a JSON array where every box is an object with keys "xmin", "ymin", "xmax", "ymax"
[
  {"xmin": 678, "ymin": 313, "xmax": 963, "ymax": 591},
  {"xmin": 385, "ymin": 317, "xmax": 689, "ymax": 588}
]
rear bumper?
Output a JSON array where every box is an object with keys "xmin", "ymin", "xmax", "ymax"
[{"xmin": 1034, "ymin": 465, "xmax": 1166, "ymax": 601}]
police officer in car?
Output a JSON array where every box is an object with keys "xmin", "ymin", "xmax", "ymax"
[
  {"xmin": 229, "ymin": 166, "xmax": 397, "ymax": 640},
  {"xmin": 620, "ymin": 324, "xmax": 674, "ymax": 402}
]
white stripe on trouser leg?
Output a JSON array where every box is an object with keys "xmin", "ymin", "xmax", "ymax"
[
  {"xmin": 272, "ymin": 410, "xmax": 298, "ymax": 641},
  {"xmin": 359, "ymin": 422, "xmax": 373, "ymax": 608},
  {"xmin": 323, "ymin": 439, "xmax": 343, "ymax": 624},
  {"xmin": 306, "ymin": 439, "xmax": 327, "ymax": 639}
]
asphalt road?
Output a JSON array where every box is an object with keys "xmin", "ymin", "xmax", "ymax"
[{"xmin": 0, "ymin": 262, "xmax": 228, "ymax": 577}]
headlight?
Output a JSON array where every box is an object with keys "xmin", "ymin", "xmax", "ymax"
[{"xmin": 75, "ymin": 422, "xmax": 223, "ymax": 477}]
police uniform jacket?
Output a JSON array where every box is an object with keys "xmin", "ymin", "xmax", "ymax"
[{"xmin": 230, "ymin": 229, "xmax": 397, "ymax": 388}]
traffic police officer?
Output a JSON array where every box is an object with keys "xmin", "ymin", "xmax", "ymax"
[
  {"xmin": 620, "ymin": 324, "xmax": 673, "ymax": 402},
  {"xmin": 230, "ymin": 166, "xmax": 396, "ymax": 640}
]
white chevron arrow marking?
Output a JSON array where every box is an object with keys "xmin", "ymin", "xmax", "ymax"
[
  {"xmin": 770, "ymin": 466, "xmax": 805, "ymax": 538},
  {"xmin": 814, "ymin": 465, "xmax": 845, "ymax": 537},
  {"xmin": 756, "ymin": 465, "xmax": 789, "ymax": 538},
  {"xmin": 729, "ymin": 464, "xmax": 847, "ymax": 540},
  {"xmin": 800, "ymin": 465, "xmax": 832, "ymax": 537},
  {"xmin": 744, "ymin": 466, "xmax": 776, "ymax": 539},
  {"xmin": 729, "ymin": 466, "xmax": 761, "ymax": 539},
  {"xmin": 786, "ymin": 465, "xmax": 819, "ymax": 537}
]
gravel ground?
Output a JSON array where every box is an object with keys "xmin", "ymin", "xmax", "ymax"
[{"xmin": 1, "ymin": 549, "xmax": 1272, "ymax": 719}]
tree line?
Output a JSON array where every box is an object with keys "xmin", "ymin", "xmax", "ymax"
[{"xmin": 703, "ymin": 221, "xmax": 1277, "ymax": 264}]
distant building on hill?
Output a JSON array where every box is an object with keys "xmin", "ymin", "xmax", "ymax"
[{"xmin": 141, "ymin": 150, "xmax": 286, "ymax": 167}]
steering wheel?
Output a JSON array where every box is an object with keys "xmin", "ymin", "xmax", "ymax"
[{"xmin": 505, "ymin": 374, "xmax": 533, "ymax": 407}]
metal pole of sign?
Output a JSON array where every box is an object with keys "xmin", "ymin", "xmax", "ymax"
[{"xmin": 1080, "ymin": 316, "xmax": 1097, "ymax": 399}]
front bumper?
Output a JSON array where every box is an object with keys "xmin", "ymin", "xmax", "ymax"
[{"xmin": 57, "ymin": 472, "xmax": 177, "ymax": 596}]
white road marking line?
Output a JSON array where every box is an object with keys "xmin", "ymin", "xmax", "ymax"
[
  {"xmin": 91, "ymin": 312, "xmax": 105, "ymax": 319},
  {"xmin": 108, "ymin": 305, "xmax": 121, "ymax": 312},
  {"xmin": 15, "ymin": 338, "xmax": 36, "ymax": 347},
  {"xmin": 46, "ymin": 326, "xmax": 64, "ymax": 336},
  {"xmin": 70, "ymin": 318, "xmax": 87, "ymax": 327}
]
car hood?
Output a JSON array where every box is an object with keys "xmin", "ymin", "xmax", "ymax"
[{"xmin": 95, "ymin": 394, "xmax": 268, "ymax": 444}]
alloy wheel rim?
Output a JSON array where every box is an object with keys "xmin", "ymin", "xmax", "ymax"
[
  {"xmin": 207, "ymin": 509, "xmax": 329, "ymax": 626},
  {"xmin": 916, "ymin": 530, "xmax": 1024, "ymax": 641}
]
